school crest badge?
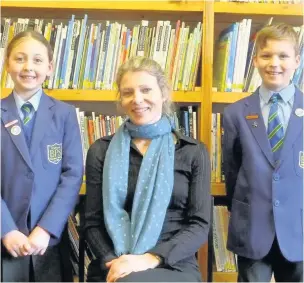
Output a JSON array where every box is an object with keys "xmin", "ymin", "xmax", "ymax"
[
  {"xmin": 47, "ymin": 143, "xmax": 62, "ymax": 164},
  {"xmin": 299, "ymin": 151, "xmax": 304, "ymax": 169}
]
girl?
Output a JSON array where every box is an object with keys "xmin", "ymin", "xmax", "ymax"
[
  {"xmin": 84, "ymin": 57, "xmax": 211, "ymax": 282},
  {"xmin": 1, "ymin": 30, "xmax": 83, "ymax": 282}
]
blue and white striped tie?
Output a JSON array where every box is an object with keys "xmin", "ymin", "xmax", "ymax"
[
  {"xmin": 21, "ymin": 102, "xmax": 34, "ymax": 125},
  {"xmin": 267, "ymin": 93, "xmax": 284, "ymax": 160}
]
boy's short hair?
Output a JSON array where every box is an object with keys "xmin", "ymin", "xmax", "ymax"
[{"xmin": 255, "ymin": 23, "xmax": 299, "ymax": 55}]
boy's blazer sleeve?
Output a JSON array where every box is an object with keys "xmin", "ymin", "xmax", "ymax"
[
  {"xmin": 223, "ymin": 107, "xmax": 242, "ymax": 211},
  {"xmin": 38, "ymin": 105, "xmax": 83, "ymax": 238},
  {"xmin": 1, "ymin": 198, "xmax": 18, "ymax": 237}
]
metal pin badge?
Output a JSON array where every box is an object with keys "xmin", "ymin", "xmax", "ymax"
[
  {"xmin": 4, "ymin": 119, "xmax": 18, "ymax": 128},
  {"xmin": 295, "ymin": 108, "xmax": 304, "ymax": 117},
  {"xmin": 252, "ymin": 121, "xmax": 258, "ymax": 128},
  {"xmin": 11, "ymin": 125, "xmax": 21, "ymax": 136}
]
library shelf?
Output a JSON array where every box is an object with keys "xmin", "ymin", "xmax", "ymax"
[
  {"xmin": 1, "ymin": 88, "xmax": 202, "ymax": 103},
  {"xmin": 79, "ymin": 183, "xmax": 86, "ymax": 195},
  {"xmin": 80, "ymin": 182, "xmax": 227, "ymax": 197},
  {"xmin": 212, "ymin": 91, "xmax": 251, "ymax": 104},
  {"xmin": 213, "ymin": 271, "xmax": 238, "ymax": 282},
  {"xmin": 214, "ymin": 2, "xmax": 303, "ymax": 16},
  {"xmin": 1, "ymin": 0, "xmax": 205, "ymax": 12},
  {"xmin": 211, "ymin": 182, "xmax": 226, "ymax": 196}
]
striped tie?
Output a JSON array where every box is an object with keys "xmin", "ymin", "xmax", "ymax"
[
  {"xmin": 21, "ymin": 102, "xmax": 34, "ymax": 125},
  {"xmin": 267, "ymin": 93, "xmax": 284, "ymax": 160}
]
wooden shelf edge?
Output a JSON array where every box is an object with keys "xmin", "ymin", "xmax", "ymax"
[
  {"xmin": 79, "ymin": 183, "xmax": 86, "ymax": 195},
  {"xmin": 214, "ymin": 2, "xmax": 303, "ymax": 16},
  {"xmin": 213, "ymin": 271, "xmax": 238, "ymax": 282},
  {"xmin": 211, "ymin": 182, "xmax": 226, "ymax": 196},
  {"xmin": 1, "ymin": 88, "xmax": 202, "ymax": 103},
  {"xmin": 1, "ymin": 1, "xmax": 204, "ymax": 12},
  {"xmin": 77, "ymin": 181, "xmax": 227, "ymax": 196},
  {"xmin": 212, "ymin": 91, "xmax": 251, "ymax": 104}
]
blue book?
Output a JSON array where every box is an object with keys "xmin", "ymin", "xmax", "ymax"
[
  {"xmin": 83, "ymin": 24, "xmax": 94, "ymax": 89},
  {"xmin": 72, "ymin": 14, "xmax": 88, "ymax": 89},
  {"xmin": 99, "ymin": 23, "xmax": 112, "ymax": 89},
  {"xmin": 293, "ymin": 45, "xmax": 304, "ymax": 86},
  {"xmin": 90, "ymin": 23, "xmax": 102, "ymax": 86},
  {"xmin": 225, "ymin": 23, "xmax": 239, "ymax": 92},
  {"xmin": 59, "ymin": 15, "xmax": 75, "ymax": 89}
]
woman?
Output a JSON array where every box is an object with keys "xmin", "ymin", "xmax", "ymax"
[{"xmin": 84, "ymin": 57, "xmax": 211, "ymax": 282}]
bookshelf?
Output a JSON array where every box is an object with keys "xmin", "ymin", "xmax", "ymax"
[
  {"xmin": 1, "ymin": 1, "xmax": 303, "ymax": 282},
  {"xmin": 1, "ymin": 88, "xmax": 202, "ymax": 103},
  {"xmin": 214, "ymin": 2, "xmax": 303, "ymax": 16},
  {"xmin": 212, "ymin": 91, "xmax": 251, "ymax": 104}
]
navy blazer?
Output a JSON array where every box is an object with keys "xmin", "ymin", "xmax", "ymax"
[
  {"xmin": 223, "ymin": 87, "xmax": 303, "ymax": 262},
  {"xmin": 1, "ymin": 92, "xmax": 83, "ymax": 246}
]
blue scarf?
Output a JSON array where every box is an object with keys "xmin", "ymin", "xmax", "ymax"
[{"xmin": 103, "ymin": 116, "xmax": 175, "ymax": 256}]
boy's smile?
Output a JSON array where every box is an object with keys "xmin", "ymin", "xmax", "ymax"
[{"xmin": 254, "ymin": 39, "xmax": 300, "ymax": 92}]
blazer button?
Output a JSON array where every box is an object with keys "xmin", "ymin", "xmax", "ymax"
[
  {"xmin": 274, "ymin": 200, "xmax": 280, "ymax": 207},
  {"xmin": 273, "ymin": 173, "xmax": 280, "ymax": 181}
]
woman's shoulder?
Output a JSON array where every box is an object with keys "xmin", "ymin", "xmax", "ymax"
[
  {"xmin": 88, "ymin": 135, "xmax": 114, "ymax": 154},
  {"xmin": 174, "ymin": 131, "xmax": 207, "ymax": 150},
  {"xmin": 174, "ymin": 131, "xmax": 209, "ymax": 163}
]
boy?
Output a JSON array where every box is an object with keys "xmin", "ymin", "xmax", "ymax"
[{"xmin": 223, "ymin": 23, "xmax": 303, "ymax": 281}]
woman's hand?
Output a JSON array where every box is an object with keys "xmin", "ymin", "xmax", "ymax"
[{"xmin": 105, "ymin": 253, "xmax": 161, "ymax": 282}]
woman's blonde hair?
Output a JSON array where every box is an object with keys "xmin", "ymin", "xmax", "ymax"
[{"xmin": 116, "ymin": 56, "xmax": 174, "ymax": 117}]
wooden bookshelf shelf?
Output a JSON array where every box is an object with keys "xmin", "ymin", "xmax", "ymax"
[
  {"xmin": 213, "ymin": 271, "xmax": 238, "ymax": 282},
  {"xmin": 1, "ymin": 1, "xmax": 205, "ymax": 12},
  {"xmin": 79, "ymin": 183, "xmax": 86, "ymax": 195},
  {"xmin": 1, "ymin": 88, "xmax": 202, "ymax": 103},
  {"xmin": 211, "ymin": 182, "xmax": 226, "ymax": 196},
  {"xmin": 77, "ymin": 180, "xmax": 227, "ymax": 196},
  {"xmin": 212, "ymin": 92, "xmax": 251, "ymax": 104},
  {"xmin": 214, "ymin": 2, "xmax": 303, "ymax": 16}
]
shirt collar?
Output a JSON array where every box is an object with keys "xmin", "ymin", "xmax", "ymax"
[
  {"xmin": 259, "ymin": 83, "xmax": 295, "ymax": 104},
  {"xmin": 13, "ymin": 88, "xmax": 43, "ymax": 112}
]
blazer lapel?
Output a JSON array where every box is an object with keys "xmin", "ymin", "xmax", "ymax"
[
  {"xmin": 1, "ymin": 94, "xmax": 33, "ymax": 170},
  {"xmin": 279, "ymin": 88, "xmax": 304, "ymax": 165},
  {"xmin": 30, "ymin": 92, "xmax": 55, "ymax": 158},
  {"xmin": 244, "ymin": 91, "xmax": 275, "ymax": 167}
]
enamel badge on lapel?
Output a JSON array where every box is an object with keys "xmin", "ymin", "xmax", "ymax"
[
  {"xmin": 5, "ymin": 119, "xmax": 18, "ymax": 128},
  {"xmin": 246, "ymin": 114, "xmax": 259, "ymax": 120},
  {"xmin": 11, "ymin": 125, "xmax": 21, "ymax": 135},
  {"xmin": 295, "ymin": 108, "xmax": 304, "ymax": 117},
  {"xmin": 252, "ymin": 121, "xmax": 258, "ymax": 128}
]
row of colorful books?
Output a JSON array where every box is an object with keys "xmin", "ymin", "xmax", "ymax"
[
  {"xmin": 213, "ymin": 206, "xmax": 237, "ymax": 272},
  {"xmin": 0, "ymin": 16, "xmax": 202, "ymax": 91},
  {"xmin": 211, "ymin": 113, "xmax": 224, "ymax": 183},
  {"xmin": 213, "ymin": 18, "xmax": 304, "ymax": 92},
  {"xmin": 75, "ymin": 105, "xmax": 198, "ymax": 166}
]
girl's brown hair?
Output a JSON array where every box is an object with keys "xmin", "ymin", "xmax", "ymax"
[{"xmin": 6, "ymin": 30, "xmax": 53, "ymax": 62}]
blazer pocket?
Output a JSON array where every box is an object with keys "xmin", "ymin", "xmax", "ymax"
[
  {"xmin": 230, "ymin": 199, "xmax": 250, "ymax": 248},
  {"xmin": 41, "ymin": 138, "xmax": 63, "ymax": 169},
  {"xmin": 293, "ymin": 147, "xmax": 303, "ymax": 177}
]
